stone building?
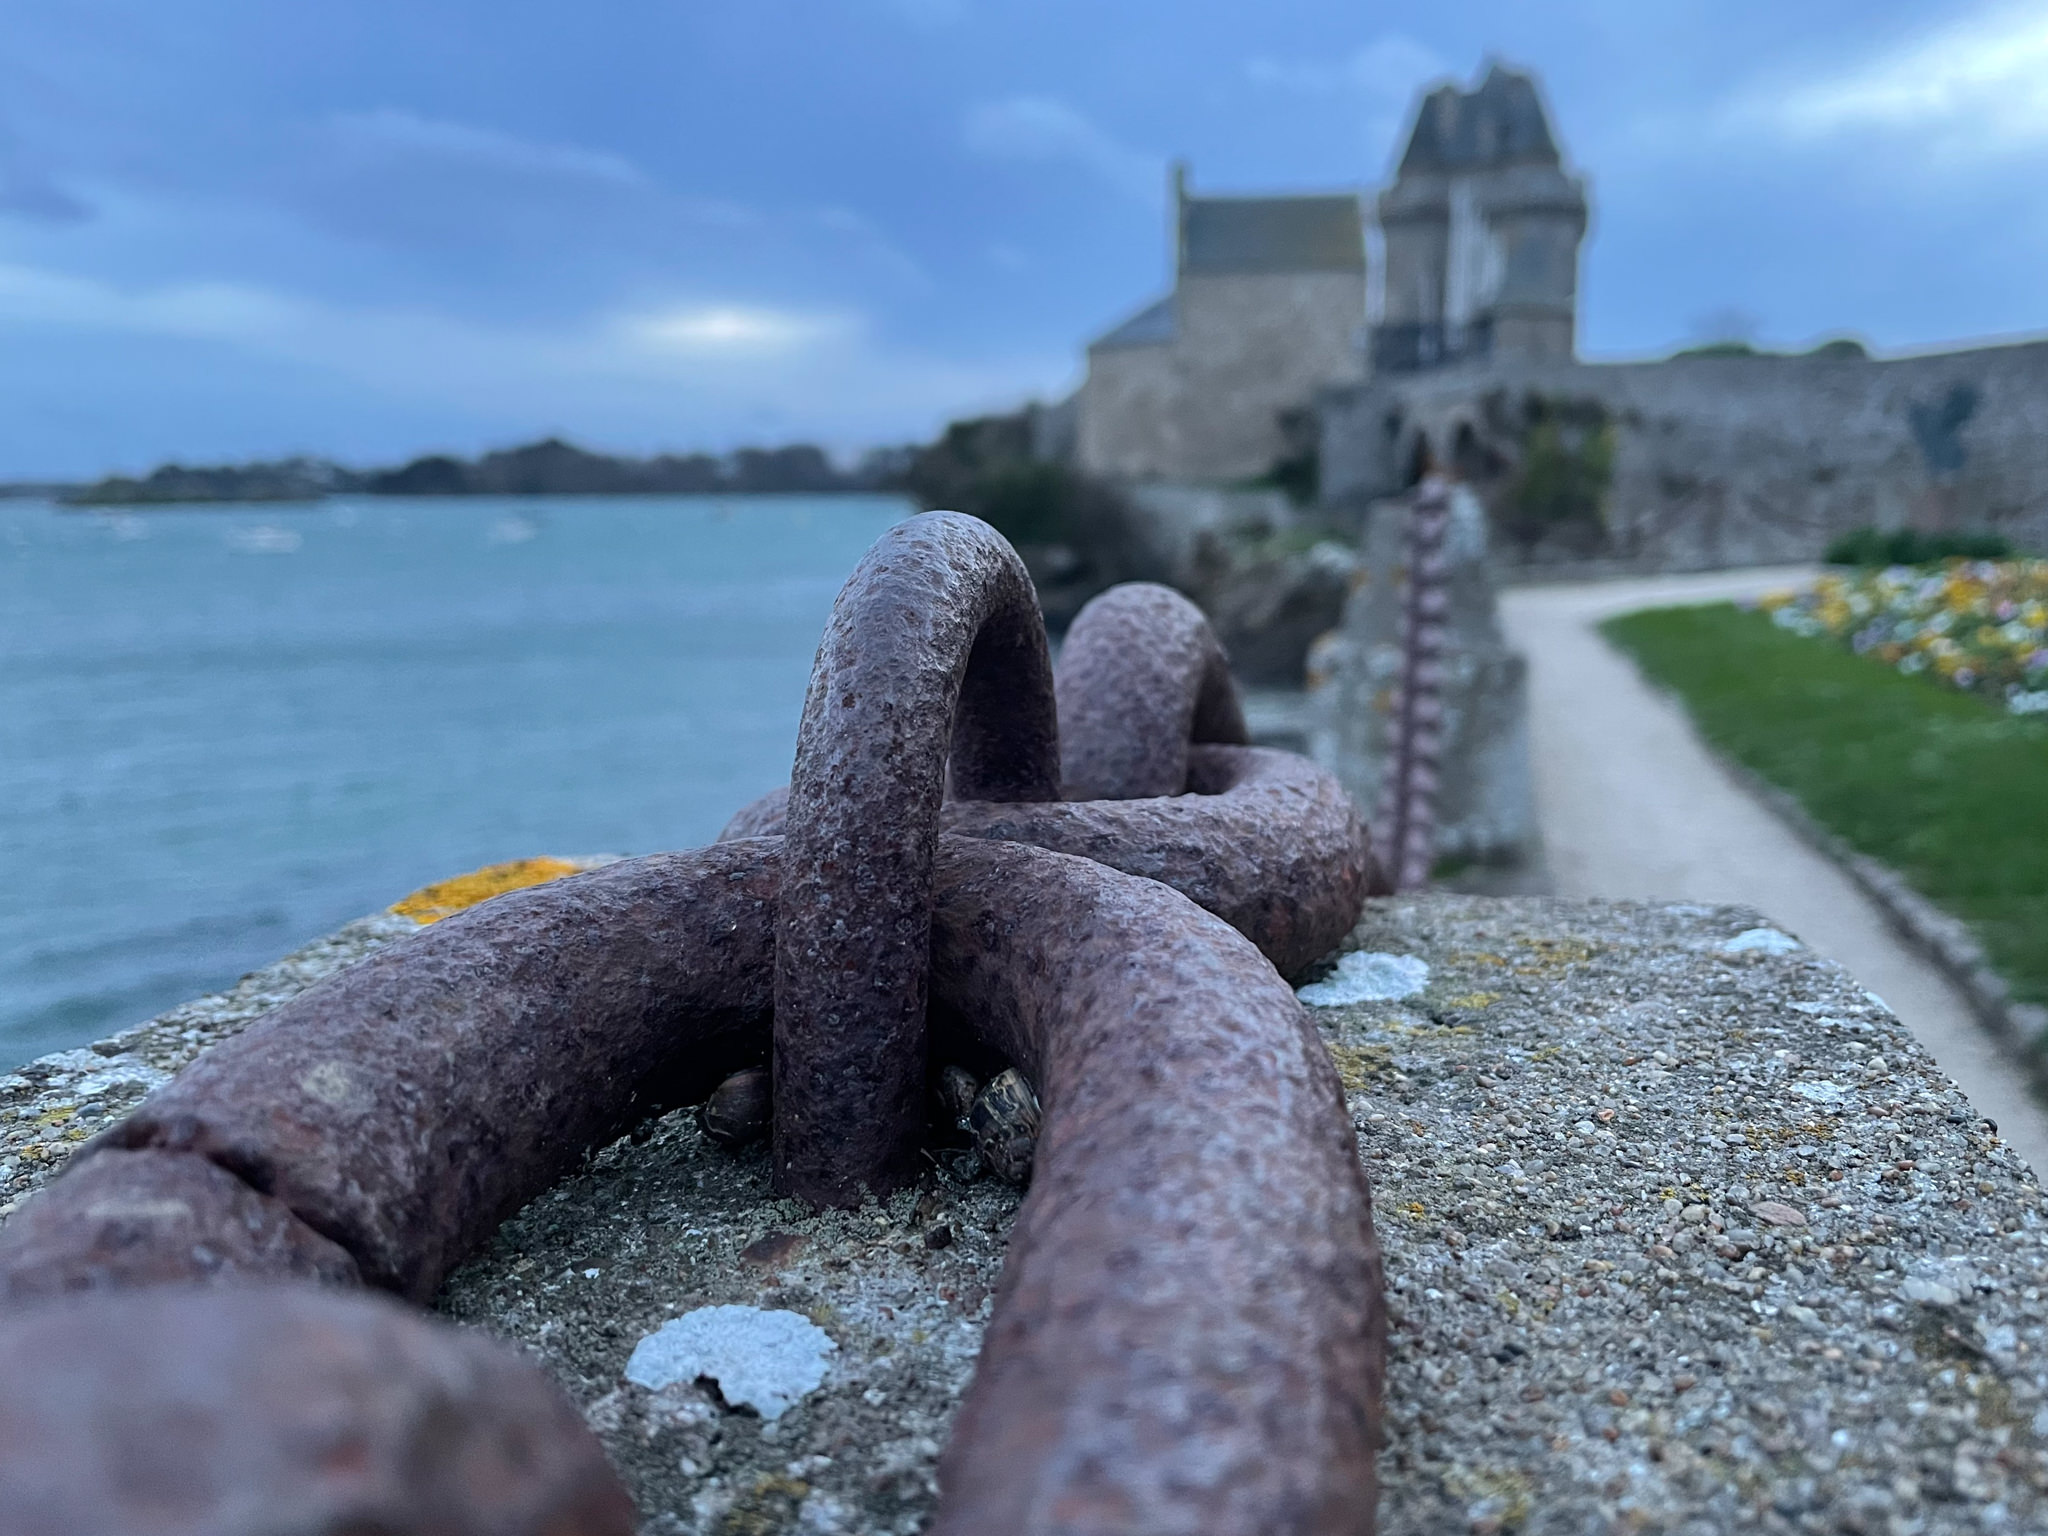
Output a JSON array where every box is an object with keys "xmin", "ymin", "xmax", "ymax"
[
  {"xmin": 1073, "ymin": 63, "xmax": 1585, "ymax": 486},
  {"xmin": 1373, "ymin": 64, "xmax": 1589, "ymax": 375},
  {"xmin": 1076, "ymin": 167, "xmax": 1367, "ymax": 483},
  {"xmin": 1314, "ymin": 63, "xmax": 2048, "ymax": 568}
]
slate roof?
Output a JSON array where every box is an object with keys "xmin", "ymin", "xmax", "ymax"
[
  {"xmin": 1398, "ymin": 64, "xmax": 1562, "ymax": 175},
  {"xmin": 1179, "ymin": 195, "xmax": 1365, "ymax": 275},
  {"xmin": 1092, "ymin": 296, "xmax": 1177, "ymax": 350}
]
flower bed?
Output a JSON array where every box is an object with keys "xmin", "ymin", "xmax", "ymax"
[
  {"xmin": 1603, "ymin": 602, "xmax": 2048, "ymax": 1015},
  {"xmin": 1760, "ymin": 561, "xmax": 2048, "ymax": 713}
]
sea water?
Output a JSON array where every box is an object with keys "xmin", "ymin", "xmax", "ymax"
[{"xmin": 0, "ymin": 493, "xmax": 907, "ymax": 1069}]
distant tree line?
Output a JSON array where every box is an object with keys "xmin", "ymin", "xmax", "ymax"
[
  {"xmin": 362, "ymin": 438, "xmax": 891, "ymax": 497},
  {"xmin": 61, "ymin": 457, "xmax": 355, "ymax": 506},
  {"xmin": 59, "ymin": 437, "xmax": 907, "ymax": 507}
]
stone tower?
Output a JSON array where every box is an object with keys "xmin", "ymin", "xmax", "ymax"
[{"xmin": 1373, "ymin": 64, "xmax": 1588, "ymax": 374}]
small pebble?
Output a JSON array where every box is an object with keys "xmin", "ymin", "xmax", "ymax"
[
  {"xmin": 1753, "ymin": 1200, "xmax": 1807, "ymax": 1227},
  {"xmin": 739, "ymin": 1233, "xmax": 805, "ymax": 1269},
  {"xmin": 1722, "ymin": 927, "xmax": 1802, "ymax": 955}
]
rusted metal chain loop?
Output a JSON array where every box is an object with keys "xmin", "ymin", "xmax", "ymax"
[
  {"xmin": 925, "ymin": 837, "xmax": 1382, "ymax": 1534},
  {"xmin": 0, "ymin": 1145, "xmax": 361, "ymax": 1303},
  {"xmin": 722, "ymin": 747, "xmax": 1367, "ymax": 982},
  {"xmin": 774, "ymin": 508, "xmax": 1060, "ymax": 1207},
  {"xmin": 723, "ymin": 573, "xmax": 1367, "ymax": 978},
  {"xmin": 2, "ymin": 836, "xmax": 1382, "ymax": 1534},
  {"xmin": 53, "ymin": 846, "xmax": 779, "ymax": 1300},
  {"xmin": 1054, "ymin": 581, "xmax": 1249, "ymax": 799},
  {"xmin": 719, "ymin": 577, "xmax": 1249, "ymax": 826},
  {"xmin": 0, "ymin": 1284, "xmax": 635, "ymax": 1536},
  {"xmin": 943, "ymin": 744, "xmax": 1367, "ymax": 980},
  {"xmin": 1377, "ymin": 475, "xmax": 1451, "ymax": 892},
  {"xmin": 0, "ymin": 511, "xmax": 1385, "ymax": 1532}
]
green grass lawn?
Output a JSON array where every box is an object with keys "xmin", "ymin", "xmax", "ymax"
[{"xmin": 1601, "ymin": 602, "xmax": 2048, "ymax": 1009}]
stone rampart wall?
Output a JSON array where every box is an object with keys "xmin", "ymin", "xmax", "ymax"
[{"xmin": 1322, "ymin": 337, "xmax": 2048, "ymax": 567}]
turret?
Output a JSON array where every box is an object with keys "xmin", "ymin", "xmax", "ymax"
[{"xmin": 1373, "ymin": 64, "xmax": 1588, "ymax": 373}]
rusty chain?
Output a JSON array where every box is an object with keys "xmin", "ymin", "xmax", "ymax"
[{"xmin": 0, "ymin": 510, "xmax": 1386, "ymax": 1535}]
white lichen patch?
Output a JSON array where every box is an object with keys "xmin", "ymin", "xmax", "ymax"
[
  {"xmin": 1298, "ymin": 951, "xmax": 1430, "ymax": 1006},
  {"xmin": 1721, "ymin": 926, "xmax": 1802, "ymax": 955},
  {"xmin": 626, "ymin": 1305, "xmax": 837, "ymax": 1420},
  {"xmin": 17, "ymin": 1049, "xmax": 170, "ymax": 1099}
]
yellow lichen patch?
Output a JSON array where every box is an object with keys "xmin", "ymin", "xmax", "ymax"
[
  {"xmin": 1445, "ymin": 1466, "xmax": 1534, "ymax": 1529},
  {"xmin": 1402, "ymin": 1201, "xmax": 1428, "ymax": 1220},
  {"xmin": 1444, "ymin": 991, "xmax": 1502, "ymax": 1010},
  {"xmin": 714, "ymin": 1475, "xmax": 810, "ymax": 1536},
  {"xmin": 35, "ymin": 1106, "xmax": 76, "ymax": 1128},
  {"xmin": 1325, "ymin": 1042, "xmax": 1394, "ymax": 1095},
  {"xmin": 1742, "ymin": 1121, "xmax": 1837, "ymax": 1149},
  {"xmin": 1511, "ymin": 937, "xmax": 1599, "ymax": 975},
  {"xmin": 390, "ymin": 857, "xmax": 583, "ymax": 924},
  {"xmin": 1977, "ymin": 1374, "xmax": 2022, "ymax": 1432}
]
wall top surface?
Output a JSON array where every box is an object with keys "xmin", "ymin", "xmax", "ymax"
[{"xmin": 6, "ymin": 890, "xmax": 2043, "ymax": 1529}]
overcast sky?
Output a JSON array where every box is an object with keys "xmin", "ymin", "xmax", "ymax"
[{"xmin": 5, "ymin": 0, "xmax": 2046, "ymax": 477}]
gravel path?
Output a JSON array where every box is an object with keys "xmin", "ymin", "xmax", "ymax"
[{"xmin": 1499, "ymin": 571, "xmax": 2048, "ymax": 1178}]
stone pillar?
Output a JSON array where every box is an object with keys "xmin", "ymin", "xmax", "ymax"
[{"xmin": 1308, "ymin": 482, "xmax": 1536, "ymax": 869}]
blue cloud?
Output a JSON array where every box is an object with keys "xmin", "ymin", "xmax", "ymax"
[{"xmin": 962, "ymin": 96, "xmax": 1162, "ymax": 205}]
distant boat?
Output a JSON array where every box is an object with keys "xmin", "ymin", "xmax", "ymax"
[{"xmin": 226, "ymin": 525, "xmax": 303, "ymax": 555}]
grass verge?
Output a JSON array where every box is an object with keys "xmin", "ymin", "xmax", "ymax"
[{"xmin": 1601, "ymin": 602, "xmax": 2048, "ymax": 1009}]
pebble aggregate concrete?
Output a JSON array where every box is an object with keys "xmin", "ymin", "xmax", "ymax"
[
  {"xmin": 1341, "ymin": 896, "xmax": 2048, "ymax": 1534},
  {"xmin": 9, "ymin": 894, "xmax": 2048, "ymax": 1531},
  {"xmin": 1500, "ymin": 570, "xmax": 2048, "ymax": 1178}
]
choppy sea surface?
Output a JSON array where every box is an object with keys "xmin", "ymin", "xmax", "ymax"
[{"xmin": 0, "ymin": 494, "xmax": 907, "ymax": 1070}]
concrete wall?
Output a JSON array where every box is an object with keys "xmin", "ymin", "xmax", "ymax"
[
  {"xmin": 1323, "ymin": 337, "xmax": 2048, "ymax": 566},
  {"xmin": 1079, "ymin": 271, "xmax": 1366, "ymax": 483},
  {"xmin": 1308, "ymin": 486, "xmax": 1536, "ymax": 863}
]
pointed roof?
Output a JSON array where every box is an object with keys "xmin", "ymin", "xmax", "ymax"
[
  {"xmin": 1092, "ymin": 295, "xmax": 1177, "ymax": 351},
  {"xmin": 1397, "ymin": 64, "xmax": 1562, "ymax": 175},
  {"xmin": 1178, "ymin": 194, "xmax": 1365, "ymax": 276}
]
